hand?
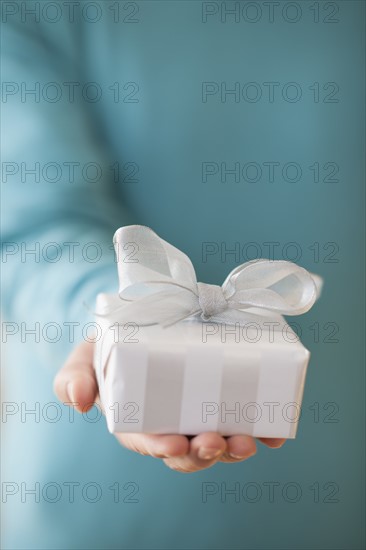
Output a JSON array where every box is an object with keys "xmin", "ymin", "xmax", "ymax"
[{"xmin": 54, "ymin": 341, "xmax": 285, "ymax": 473}]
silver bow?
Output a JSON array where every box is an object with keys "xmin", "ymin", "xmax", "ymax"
[{"xmin": 101, "ymin": 225, "xmax": 322, "ymax": 327}]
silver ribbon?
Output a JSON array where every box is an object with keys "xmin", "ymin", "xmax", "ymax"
[{"xmin": 99, "ymin": 225, "xmax": 322, "ymax": 327}]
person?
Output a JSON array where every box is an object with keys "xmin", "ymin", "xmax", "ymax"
[
  {"xmin": 1, "ymin": 8, "xmax": 284, "ymax": 546},
  {"xmin": 3, "ymin": 2, "xmax": 362, "ymax": 549}
]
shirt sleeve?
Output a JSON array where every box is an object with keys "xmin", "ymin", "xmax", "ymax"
[{"xmin": 1, "ymin": 18, "xmax": 128, "ymax": 347}]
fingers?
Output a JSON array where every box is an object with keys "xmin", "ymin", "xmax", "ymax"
[
  {"xmin": 163, "ymin": 434, "xmax": 284, "ymax": 472},
  {"xmin": 115, "ymin": 433, "xmax": 190, "ymax": 459},
  {"xmin": 163, "ymin": 432, "xmax": 227, "ymax": 473},
  {"xmin": 116, "ymin": 432, "xmax": 284, "ymax": 472},
  {"xmin": 53, "ymin": 340, "xmax": 98, "ymax": 413},
  {"xmin": 219, "ymin": 435, "xmax": 257, "ymax": 463},
  {"xmin": 257, "ymin": 438, "xmax": 286, "ymax": 449}
]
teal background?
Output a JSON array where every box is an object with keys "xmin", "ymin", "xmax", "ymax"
[{"xmin": 1, "ymin": 1, "xmax": 365, "ymax": 549}]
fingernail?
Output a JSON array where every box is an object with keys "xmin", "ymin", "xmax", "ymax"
[
  {"xmin": 229, "ymin": 453, "xmax": 247, "ymax": 460},
  {"xmin": 198, "ymin": 447, "xmax": 222, "ymax": 460},
  {"xmin": 229, "ymin": 448, "xmax": 256, "ymax": 460}
]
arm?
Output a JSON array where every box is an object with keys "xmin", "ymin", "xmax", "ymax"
[{"xmin": 2, "ymin": 18, "xmax": 285, "ymax": 473}]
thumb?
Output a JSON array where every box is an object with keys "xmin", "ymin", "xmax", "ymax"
[{"xmin": 54, "ymin": 340, "xmax": 98, "ymax": 413}]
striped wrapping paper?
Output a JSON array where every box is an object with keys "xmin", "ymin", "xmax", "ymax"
[{"xmin": 94, "ymin": 294, "xmax": 310, "ymax": 439}]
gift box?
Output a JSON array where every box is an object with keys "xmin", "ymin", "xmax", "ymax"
[{"xmin": 94, "ymin": 225, "xmax": 322, "ymax": 438}]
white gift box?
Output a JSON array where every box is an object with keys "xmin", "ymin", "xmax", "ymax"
[
  {"xmin": 93, "ymin": 225, "xmax": 321, "ymax": 439},
  {"xmin": 94, "ymin": 294, "xmax": 310, "ymax": 438}
]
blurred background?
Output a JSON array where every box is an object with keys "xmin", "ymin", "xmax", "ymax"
[{"xmin": 1, "ymin": 1, "xmax": 365, "ymax": 549}]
